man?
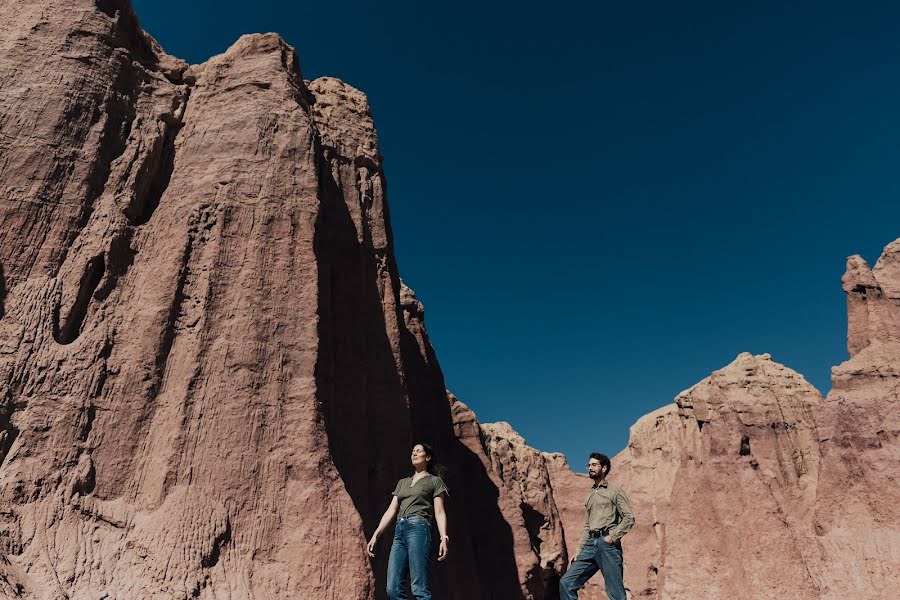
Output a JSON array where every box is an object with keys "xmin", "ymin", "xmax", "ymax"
[{"xmin": 559, "ymin": 452, "xmax": 634, "ymax": 600}]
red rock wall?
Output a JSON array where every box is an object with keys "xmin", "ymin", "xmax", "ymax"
[
  {"xmin": 611, "ymin": 354, "xmax": 825, "ymax": 599},
  {"xmin": 812, "ymin": 242, "xmax": 900, "ymax": 599},
  {"xmin": 479, "ymin": 421, "xmax": 566, "ymax": 595},
  {"xmin": 0, "ymin": 2, "xmax": 534, "ymax": 598},
  {"xmin": 450, "ymin": 397, "xmax": 567, "ymax": 600},
  {"xmin": 541, "ymin": 241, "xmax": 900, "ymax": 600},
  {"xmin": 1, "ymin": 2, "xmax": 897, "ymax": 600}
]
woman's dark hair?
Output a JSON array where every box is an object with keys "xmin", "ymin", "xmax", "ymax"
[
  {"xmin": 417, "ymin": 442, "xmax": 448, "ymax": 480},
  {"xmin": 590, "ymin": 452, "xmax": 611, "ymax": 476}
]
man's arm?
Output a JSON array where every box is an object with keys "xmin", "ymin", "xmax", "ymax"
[{"xmin": 608, "ymin": 490, "xmax": 635, "ymax": 542}]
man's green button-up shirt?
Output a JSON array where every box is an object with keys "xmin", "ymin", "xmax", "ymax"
[{"xmin": 576, "ymin": 480, "xmax": 635, "ymax": 555}]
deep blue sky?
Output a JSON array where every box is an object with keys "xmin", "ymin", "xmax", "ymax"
[{"xmin": 133, "ymin": 0, "xmax": 900, "ymax": 468}]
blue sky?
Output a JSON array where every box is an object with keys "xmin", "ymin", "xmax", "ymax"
[{"xmin": 133, "ymin": 0, "xmax": 900, "ymax": 467}]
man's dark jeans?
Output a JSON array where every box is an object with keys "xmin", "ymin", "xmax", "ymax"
[
  {"xmin": 559, "ymin": 537, "xmax": 626, "ymax": 600},
  {"xmin": 387, "ymin": 515, "xmax": 432, "ymax": 600}
]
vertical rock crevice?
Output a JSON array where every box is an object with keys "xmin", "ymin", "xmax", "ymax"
[
  {"xmin": 313, "ymin": 145, "xmax": 412, "ymax": 600},
  {"xmin": 0, "ymin": 411, "xmax": 18, "ymax": 468},
  {"xmin": 93, "ymin": 231, "xmax": 134, "ymax": 301},
  {"xmin": 150, "ymin": 231, "xmax": 194, "ymax": 396},
  {"xmin": 53, "ymin": 53, "xmax": 140, "ymax": 274},
  {"xmin": 54, "ymin": 253, "xmax": 106, "ymax": 345},
  {"xmin": 123, "ymin": 89, "xmax": 191, "ymax": 226}
]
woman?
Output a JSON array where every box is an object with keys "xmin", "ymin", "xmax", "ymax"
[{"xmin": 366, "ymin": 443, "xmax": 450, "ymax": 600}]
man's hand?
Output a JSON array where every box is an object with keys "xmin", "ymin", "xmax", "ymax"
[
  {"xmin": 366, "ymin": 535, "xmax": 378, "ymax": 557},
  {"xmin": 438, "ymin": 538, "xmax": 449, "ymax": 561},
  {"xmin": 603, "ymin": 535, "xmax": 614, "ymax": 544}
]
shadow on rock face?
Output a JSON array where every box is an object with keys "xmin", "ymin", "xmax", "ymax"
[
  {"xmin": 313, "ymin": 135, "xmax": 524, "ymax": 599},
  {"xmin": 399, "ymin": 319, "xmax": 525, "ymax": 599}
]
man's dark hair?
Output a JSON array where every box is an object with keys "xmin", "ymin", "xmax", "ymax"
[{"xmin": 589, "ymin": 452, "xmax": 611, "ymax": 476}]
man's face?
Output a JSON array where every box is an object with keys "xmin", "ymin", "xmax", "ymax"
[{"xmin": 587, "ymin": 458, "xmax": 605, "ymax": 480}]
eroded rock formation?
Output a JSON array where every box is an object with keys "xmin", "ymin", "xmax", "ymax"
[
  {"xmin": 476, "ymin": 237, "xmax": 900, "ymax": 600},
  {"xmin": 450, "ymin": 396, "xmax": 566, "ymax": 599},
  {"xmin": 611, "ymin": 353, "xmax": 825, "ymax": 599},
  {"xmin": 815, "ymin": 243, "xmax": 900, "ymax": 599},
  {"xmin": 0, "ymin": 1, "xmax": 897, "ymax": 599},
  {"xmin": 539, "ymin": 242, "xmax": 900, "ymax": 599},
  {"xmin": 0, "ymin": 1, "xmax": 529, "ymax": 598}
]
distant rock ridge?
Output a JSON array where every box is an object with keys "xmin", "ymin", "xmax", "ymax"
[
  {"xmin": 479, "ymin": 240, "xmax": 900, "ymax": 599},
  {"xmin": 0, "ymin": 1, "xmax": 897, "ymax": 599}
]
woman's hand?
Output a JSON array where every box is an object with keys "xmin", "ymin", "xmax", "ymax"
[
  {"xmin": 434, "ymin": 494, "xmax": 449, "ymax": 561},
  {"xmin": 366, "ymin": 534, "xmax": 378, "ymax": 557}
]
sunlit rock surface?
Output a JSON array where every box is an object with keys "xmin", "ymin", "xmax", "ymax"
[
  {"xmin": 0, "ymin": 2, "xmax": 530, "ymax": 598},
  {"xmin": 0, "ymin": 1, "xmax": 896, "ymax": 599}
]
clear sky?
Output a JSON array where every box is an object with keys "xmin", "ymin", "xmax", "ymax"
[{"xmin": 132, "ymin": 0, "xmax": 900, "ymax": 467}]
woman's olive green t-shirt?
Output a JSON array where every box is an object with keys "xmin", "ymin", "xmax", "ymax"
[{"xmin": 392, "ymin": 474, "xmax": 449, "ymax": 523}]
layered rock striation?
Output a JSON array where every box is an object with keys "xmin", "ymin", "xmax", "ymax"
[{"xmin": 0, "ymin": 1, "xmax": 530, "ymax": 598}]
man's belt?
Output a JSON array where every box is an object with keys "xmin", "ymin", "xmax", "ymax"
[{"xmin": 588, "ymin": 528, "xmax": 611, "ymax": 538}]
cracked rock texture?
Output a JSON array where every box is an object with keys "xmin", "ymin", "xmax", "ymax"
[{"xmin": 0, "ymin": 1, "xmax": 546, "ymax": 598}]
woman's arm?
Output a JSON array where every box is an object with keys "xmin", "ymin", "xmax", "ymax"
[
  {"xmin": 434, "ymin": 494, "xmax": 449, "ymax": 561},
  {"xmin": 367, "ymin": 496, "xmax": 399, "ymax": 557}
]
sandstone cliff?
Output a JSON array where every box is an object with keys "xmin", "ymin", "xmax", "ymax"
[
  {"xmin": 539, "ymin": 241, "xmax": 900, "ymax": 600},
  {"xmin": 479, "ymin": 237, "xmax": 900, "ymax": 600},
  {"xmin": 611, "ymin": 353, "xmax": 825, "ymax": 599},
  {"xmin": 0, "ymin": 1, "xmax": 531, "ymax": 598},
  {"xmin": 1, "ymin": 2, "xmax": 897, "ymax": 600},
  {"xmin": 450, "ymin": 396, "xmax": 567, "ymax": 599}
]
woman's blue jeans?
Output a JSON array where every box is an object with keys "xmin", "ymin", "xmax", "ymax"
[{"xmin": 387, "ymin": 515, "xmax": 433, "ymax": 600}]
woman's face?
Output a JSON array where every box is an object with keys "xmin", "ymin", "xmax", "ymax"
[{"xmin": 410, "ymin": 445, "xmax": 430, "ymax": 468}]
